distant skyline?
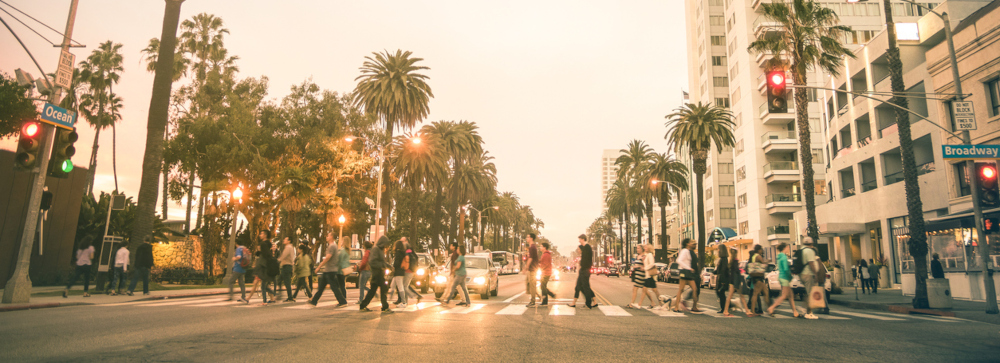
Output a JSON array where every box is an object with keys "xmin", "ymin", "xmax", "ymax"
[{"xmin": 0, "ymin": 0, "xmax": 689, "ymax": 254}]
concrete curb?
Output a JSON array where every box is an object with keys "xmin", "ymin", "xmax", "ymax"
[
  {"xmin": 829, "ymin": 298, "xmax": 956, "ymax": 317},
  {"xmin": 0, "ymin": 302, "xmax": 92, "ymax": 313}
]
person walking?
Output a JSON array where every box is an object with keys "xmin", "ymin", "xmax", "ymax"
[
  {"xmin": 357, "ymin": 241, "xmax": 372, "ymax": 304},
  {"xmin": 931, "ymin": 253, "xmax": 945, "ymax": 279},
  {"xmin": 310, "ymin": 233, "xmax": 348, "ymax": 308},
  {"xmin": 722, "ymin": 247, "xmax": 752, "ymax": 317},
  {"xmin": 107, "ymin": 243, "xmax": 130, "ymax": 295},
  {"xmin": 390, "ymin": 240, "xmax": 410, "ymax": 308},
  {"xmin": 627, "ymin": 245, "xmax": 647, "ymax": 309},
  {"xmin": 767, "ymin": 242, "xmax": 799, "ymax": 318},
  {"xmin": 538, "ymin": 242, "xmax": 556, "ymax": 306},
  {"xmin": 868, "ymin": 258, "xmax": 879, "ymax": 294},
  {"xmin": 713, "ymin": 247, "xmax": 731, "ymax": 313},
  {"xmin": 746, "ymin": 244, "xmax": 771, "ymax": 315},
  {"xmin": 640, "ymin": 244, "xmax": 665, "ymax": 309},
  {"xmin": 254, "ymin": 241, "xmax": 277, "ymax": 306},
  {"xmin": 524, "ymin": 233, "xmax": 540, "ymax": 307},
  {"xmin": 673, "ymin": 238, "xmax": 701, "ymax": 313},
  {"xmin": 291, "ymin": 244, "xmax": 313, "ymax": 300},
  {"xmin": 227, "ymin": 242, "xmax": 250, "ymax": 302},
  {"xmin": 360, "ymin": 236, "xmax": 393, "ymax": 313},
  {"xmin": 127, "ymin": 237, "xmax": 154, "ymax": 296},
  {"xmin": 797, "ymin": 237, "xmax": 823, "ymax": 319},
  {"xmin": 64, "ymin": 240, "xmax": 95, "ymax": 298},
  {"xmin": 277, "ymin": 237, "xmax": 296, "ymax": 302},
  {"xmin": 440, "ymin": 243, "xmax": 471, "ymax": 307},
  {"xmin": 336, "ymin": 237, "xmax": 351, "ymax": 302},
  {"xmin": 569, "ymin": 234, "xmax": 596, "ymax": 309},
  {"xmin": 859, "ymin": 259, "xmax": 871, "ymax": 294},
  {"xmin": 402, "ymin": 238, "xmax": 423, "ymax": 304}
]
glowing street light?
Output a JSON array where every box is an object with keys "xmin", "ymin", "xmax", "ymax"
[{"xmin": 338, "ymin": 214, "xmax": 346, "ymax": 242}]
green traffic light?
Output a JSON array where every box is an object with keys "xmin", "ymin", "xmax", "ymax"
[{"xmin": 61, "ymin": 159, "xmax": 73, "ymax": 173}]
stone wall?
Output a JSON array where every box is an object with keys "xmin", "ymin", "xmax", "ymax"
[{"xmin": 152, "ymin": 236, "xmax": 205, "ymax": 270}]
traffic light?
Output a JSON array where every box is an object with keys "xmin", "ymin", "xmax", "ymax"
[
  {"xmin": 14, "ymin": 121, "xmax": 43, "ymax": 171},
  {"xmin": 976, "ymin": 162, "xmax": 1000, "ymax": 208},
  {"xmin": 48, "ymin": 128, "xmax": 78, "ymax": 178},
  {"xmin": 766, "ymin": 70, "xmax": 788, "ymax": 113}
]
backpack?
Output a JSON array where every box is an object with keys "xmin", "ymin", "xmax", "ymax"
[
  {"xmin": 791, "ymin": 247, "xmax": 814, "ymax": 275},
  {"xmin": 401, "ymin": 254, "xmax": 410, "ymax": 270},
  {"xmin": 238, "ymin": 247, "xmax": 251, "ymax": 268}
]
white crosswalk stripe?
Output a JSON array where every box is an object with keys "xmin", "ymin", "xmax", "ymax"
[
  {"xmin": 598, "ymin": 305, "xmax": 632, "ymax": 316},
  {"xmin": 440, "ymin": 304, "xmax": 486, "ymax": 314},
  {"xmin": 549, "ymin": 305, "xmax": 575, "ymax": 316},
  {"xmin": 644, "ymin": 308, "xmax": 687, "ymax": 317},
  {"xmin": 496, "ymin": 304, "xmax": 528, "ymax": 315},
  {"xmin": 829, "ymin": 310, "xmax": 905, "ymax": 321}
]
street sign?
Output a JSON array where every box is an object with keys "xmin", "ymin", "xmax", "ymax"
[
  {"xmin": 38, "ymin": 103, "xmax": 76, "ymax": 129},
  {"xmin": 54, "ymin": 50, "xmax": 74, "ymax": 89},
  {"xmin": 953, "ymin": 101, "xmax": 976, "ymax": 131},
  {"xmin": 942, "ymin": 144, "xmax": 1000, "ymax": 159}
]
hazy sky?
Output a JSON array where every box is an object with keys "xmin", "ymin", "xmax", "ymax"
[{"xmin": 0, "ymin": 0, "xmax": 689, "ymax": 254}]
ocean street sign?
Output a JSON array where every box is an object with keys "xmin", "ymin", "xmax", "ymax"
[
  {"xmin": 942, "ymin": 144, "xmax": 1000, "ymax": 160},
  {"xmin": 38, "ymin": 103, "xmax": 77, "ymax": 129}
]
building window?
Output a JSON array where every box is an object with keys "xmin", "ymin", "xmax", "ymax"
[
  {"xmin": 706, "ymin": 187, "xmax": 713, "ymax": 199},
  {"xmin": 715, "ymin": 97, "xmax": 730, "ymax": 108},
  {"xmin": 736, "ymin": 166, "xmax": 746, "ymax": 182},
  {"xmin": 812, "ymin": 148, "xmax": 824, "ymax": 163},
  {"xmin": 736, "ymin": 140, "xmax": 744, "ymax": 155},
  {"xmin": 720, "ymin": 208, "xmax": 736, "ymax": 219},
  {"xmin": 739, "ymin": 221, "xmax": 749, "ymax": 235},
  {"xmin": 955, "ymin": 163, "xmax": 972, "ymax": 197},
  {"xmin": 987, "ymin": 78, "xmax": 1000, "ymax": 117},
  {"xmin": 712, "ymin": 55, "xmax": 727, "ymax": 66},
  {"xmin": 720, "ymin": 185, "xmax": 735, "ymax": 196},
  {"xmin": 707, "ymin": 209, "xmax": 714, "ymax": 222},
  {"xmin": 711, "ymin": 35, "xmax": 725, "ymax": 46},
  {"xmin": 719, "ymin": 163, "xmax": 734, "ymax": 174},
  {"xmin": 713, "ymin": 77, "xmax": 729, "ymax": 87},
  {"xmin": 710, "ymin": 16, "xmax": 724, "ymax": 26},
  {"xmin": 815, "ymin": 180, "xmax": 827, "ymax": 195},
  {"xmin": 737, "ymin": 194, "xmax": 747, "ymax": 208}
]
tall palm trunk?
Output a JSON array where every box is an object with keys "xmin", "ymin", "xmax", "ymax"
[
  {"xmin": 196, "ymin": 193, "xmax": 205, "ymax": 230},
  {"xmin": 86, "ymin": 127, "xmax": 102, "ymax": 195},
  {"xmin": 431, "ymin": 187, "xmax": 445, "ymax": 250},
  {"xmin": 185, "ymin": 169, "xmax": 194, "ymax": 233},
  {"xmin": 792, "ymin": 67, "xmax": 819, "ymax": 243},
  {"xmin": 636, "ymin": 209, "xmax": 643, "ymax": 245},
  {"xmin": 659, "ymin": 199, "xmax": 668, "ymax": 251},
  {"xmin": 128, "ymin": 0, "xmax": 183, "ymax": 249},
  {"xmin": 646, "ymin": 198, "xmax": 654, "ymax": 245},
  {"xmin": 692, "ymin": 150, "xmax": 708, "ymax": 263},
  {"xmin": 881, "ymin": 0, "xmax": 928, "ymax": 308},
  {"xmin": 112, "ymin": 124, "xmax": 119, "ymax": 190},
  {"xmin": 161, "ymin": 161, "xmax": 169, "ymax": 218}
]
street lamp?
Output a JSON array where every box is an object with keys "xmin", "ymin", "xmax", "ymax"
[
  {"xmin": 345, "ymin": 135, "xmax": 421, "ymax": 239},
  {"xmin": 338, "ymin": 214, "xmax": 346, "ymax": 243},
  {"xmin": 225, "ymin": 186, "xmax": 243, "ymax": 283},
  {"xmin": 466, "ymin": 205, "xmax": 499, "ymax": 251}
]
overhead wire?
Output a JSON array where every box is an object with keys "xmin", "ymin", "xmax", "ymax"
[
  {"xmin": 0, "ymin": 13, "xmax": 50, "ymax": 85},
  {"xmin": 0, "ymin": 0, "xmax": 81, "ymax": 46},
  {"xmin": 0, "ymin": 6, "xmax": 56, "ymax": 46}
]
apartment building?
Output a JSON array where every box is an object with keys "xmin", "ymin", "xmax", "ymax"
[
  {"xmin": 600, "ymin": 149, "xmax": 620, "ymax": 213},
  {"xmin": 685, "ymin": 0, "xmax": 936, "ymax": 259},
  {"xmin": 790, "ymin": 0, "xmax": 1000, "ymax": 301}
]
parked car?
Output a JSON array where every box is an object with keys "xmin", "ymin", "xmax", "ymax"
[
  {"xmin": 701, "ymin": 267, "xmax": 715, "ymax": 288},
  {"xmin": 432, "ymin": 255, "xmax": 499, "ymax": 299},
  {"xmin": 345, "ymin": 248, "xmax": 364, "ymax": 288},
  {"xmin": 607, "ymin": 266, "xmax": 619, "ymax": 277},
  {"xmin": 662, "ymin": 263, "xmax": 680, "ymax": 283},
  {"xmin": 411, "ymin": 253, "xmax": 436, "ymax": 293}
]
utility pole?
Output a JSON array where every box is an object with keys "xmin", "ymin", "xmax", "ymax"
[{"xmin": 3, "ymin": 0, "xmax": 79, "ymax": 304}]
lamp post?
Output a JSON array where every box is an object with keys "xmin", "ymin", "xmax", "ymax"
[
  {"xmin": 345, "ymin": 135, "xmax": 421, "ymax": 241},
  {"xmin": 467, "ymin": 205, "xmax": 499, "ymax": 250},
  {"xmin": 338, "ymin": 214, "xmax": 346, "ymax": 243},
  {"xmin": 225, "ymin": 186, "xmax": 243, "ymax": 283}
]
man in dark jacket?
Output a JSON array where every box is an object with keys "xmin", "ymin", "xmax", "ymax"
[
  {"xmin": 572, "ymin": 234, "xmax": 596, "ymax": 308},
  {"xmin": 127, "ymin": 236, "xmax": 155, "ymax": 296},
  {"xmin": 360, "ymin": 236, "xmax": 393, "ymax": 313}
]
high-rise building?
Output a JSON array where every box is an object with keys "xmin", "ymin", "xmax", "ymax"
[
  {"xmin": 600, "ymin": 149, "xmax": 621, "ymax": 212},
  {"xmin": 684, "ymin": 0, "xmax": 935, "ymax": 257}
]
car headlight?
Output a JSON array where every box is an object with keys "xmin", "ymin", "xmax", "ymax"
[
  {"xmin": 416, "ymin": 268, "xmax": 425, "ymax": 276},
  {"xmin": 385, "ymin": 269, "xmax": 391, "ymax": 275},
  {"xmin": 435, "ymin": 275, "xmax": 448, "ymax": 284},
  {"xmin": 473, "ymin": 276, "xmax": 486, "ymax": 285},
  {"xmin": 536, "ymin": 270, "xmax": 541, "ymax": 279}
]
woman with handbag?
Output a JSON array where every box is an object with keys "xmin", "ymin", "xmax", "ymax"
[
  {"xmin": 747, "ymin": 245, "xmax": 771, "ymax": 314},
  {"xmin": 714, "ymin": 247, "xmax": 732, "ymax": 313},
  {"xmin": 391, "ymin": 240, "xmax": 410, "ymax": 308},
  {"xmin": 859, "ymin": 259, "xmax": 871, "ymax": 294},
  {"xmin": 628, "ymin": 245, "xmax": 648, "ymax": 309},
  {"xmin": 766, "ymin": 242, "xmax": 799, "ymax": 318},
  {"xmin": 672, "ymin": 239, "xmax": 702, "ymax": 313},
  {"xmin": 336, "ymin": 237, "xmax": 352, "ymax": 301},
  {"xmin": 722, "ymin": 247, "xmax": 752, "ymax": 317},
  {"xmin": 640, "ymin": 244, "xmax": 666, "ymax": 309}
]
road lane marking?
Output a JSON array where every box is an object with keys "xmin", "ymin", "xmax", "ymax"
[
  {"xmin": 191, "ymin": 300, "xmax": 244, "ymax": 307},
  {"xmin": 503, "ymin": 291, "xmax": 525, "ymax": 303},
  {"xmin": 496, "ymin": 304, "xmax": 528, "ymax": 315},
  {"xmin": 138, "ymin": 297, "xmax": 223, "ymax": 306},
  {"xmin": 598, "ymin": 305, "xmax": 632, "ymax": 316},
  {"xmin": 549, "ymin": 305, "xmax": 575, "ymax": 316},
  {"xmin": 440, "ymin": 303, "xmax": 486, "ymax": 314},
  {"xmin": 867, "ymin": 311, "xmax": 959, "ymax": 323},
  {"xmin": 645, "ymin": 308, "xmax": 687, "ymax": 317},
  {"xmin": 775, "ymin": 308, "xmax": 849, "ymax": 320},
  {"xmin": 393, "ymin": 302, "xmax": 440, "ymax": 312},
  {"xmin": 830, "ymin": 310, "xmax": 903, "ymax": 321}
]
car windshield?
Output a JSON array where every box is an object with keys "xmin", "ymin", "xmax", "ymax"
[
  {"xmin": 465, "ymin": 257, "xmax": 490, "ymax": 270},
  {"xmin": 350, "ymin": 249, "xmax": 363, "ymax": 260},
  {"xmin": 418, "ymin": 255, "xmax": 430, "ymax": 266}
]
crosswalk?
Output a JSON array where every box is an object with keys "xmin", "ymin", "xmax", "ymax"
[{"xmin": 97, "ymin": 295, "xmax": 966, "ymax": 323}]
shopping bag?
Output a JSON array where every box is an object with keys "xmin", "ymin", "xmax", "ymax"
[{"xmin": 808, "ymin": 285, "xmax": 826, "ymax": 309}]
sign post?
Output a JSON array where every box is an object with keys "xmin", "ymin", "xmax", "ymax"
[
  {"xmin": 953, "ymin": 101, "xmax": 976, "ymax": 131},
  {"xmin": 54, "ymin": 50, "xmax": 75, "ymax": 90}
]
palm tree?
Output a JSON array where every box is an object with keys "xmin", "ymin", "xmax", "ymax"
[
  {"xmin": 450, "ymin": 151, "xmax": 498, "ymax": 247},
  {"xmin": 665, "ymin": 102, "xmax": 735, "ymax": 264},
  {"xmin": 140, "ymin": 36, "xmax": 190, "ymax": 219},
  {"xmin": 352, "ymin": 50, "xmax": 434, "ymax": 231},
  {"xmin": 647, "ymin": 153, "xmax": 689, "ymax": 251},
  {"xmin": 129, "ymin": 0, "xmax": 185, "ymax": 250},
  {"xmin": 615, "ymin": 140, "xmax": 654, "ymax": 245},
  {"xmin": 179, "ymin": 13, "xmax": 230, "ymax": 83},
  {"xmin": 80, "ymin": 40, "xmax": 125, "ymax": 195},
  {"xmin": 748, "ymin": 0, "xmax": 854, "ymax": 243},
  {"xmin": 392, "ymin": 132, "xmax": 449, "ymax": 248}
]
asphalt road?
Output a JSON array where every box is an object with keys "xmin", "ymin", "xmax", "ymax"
[{"xmin": 1, "ymin": 272, "xmax": 997, "ymax": 362}]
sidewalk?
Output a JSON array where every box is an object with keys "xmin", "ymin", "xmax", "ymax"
[
  {"xmin": 0, "ymin": 285, "xmax": 231, "ymax": 313},
  {"xmin": 829, "ymin": 287, "xmax": 1000, "ymax": 325}
]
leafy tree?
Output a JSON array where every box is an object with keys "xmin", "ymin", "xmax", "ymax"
[{"xmin": 0, "ymin": 73, "xmax": 37, "ymax": 139}]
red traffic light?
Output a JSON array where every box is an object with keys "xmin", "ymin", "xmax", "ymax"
[
  {"xmin": 983, "ymin": 166, "xmax": 996, "ymax": 179},
  {"xmin": 23, "ymin": 122, "xmax": 40, "ymax": 137},
  {"xmin": 768, "ymin": 72, "xmax": 786, "ymax": 88}
]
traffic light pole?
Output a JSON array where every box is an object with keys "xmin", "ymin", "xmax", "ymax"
[{"xmin": 3, "ymin": 0, "xmax": 80, "ymax": 304}]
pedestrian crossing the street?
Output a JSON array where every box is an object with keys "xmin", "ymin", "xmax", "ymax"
[{"xmin": 95, "ymin": 296, "xmax": 965, "ymax": 323}]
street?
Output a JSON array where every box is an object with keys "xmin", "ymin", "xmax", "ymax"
[{"xmin": 1, "ymin": 273, "xmax": 996, "ymax": 362}]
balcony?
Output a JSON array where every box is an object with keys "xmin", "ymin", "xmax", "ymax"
[
  {"xmin": 884, "ymin": 162, "xmax": 936, "ymax": 185},
  {"xmin": 835, "ymin": 145, "xmax": 854, "ymax": 159},
  {"xmin": 764, "ymin": 193, "xmax": 803, "ymax": 214},
  {"xmin": 759, "ymin": 100, "xmax": 796, "ymax": 125},
  {"xmin": 842, "ymin": 186, "xmax": 857, "ymax": 199},
  {"xmin": 753, "ymin": 16, "xmax": 782, "ymax": 38},
  {"xmin": 763, "ymin": 161, "xmax": 799, "ymax": 183},
  {"xmin": 761, "ymin": 131, "xmax": 797, "ymax": 154},
  {"xmin": 861, "ymin": 179, "xmax": 878, "ymax": 193},
  {"xmin": 766, "ymin": 225, "xmax": 790, "ymax": 241}
]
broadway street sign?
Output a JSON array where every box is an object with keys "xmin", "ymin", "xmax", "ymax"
[{"xmin": 942, "ymin": 144, "xmax": 1000, "ymax": 159}]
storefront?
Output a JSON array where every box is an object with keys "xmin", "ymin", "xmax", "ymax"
[{"xmin": 895, "ymin": 212, "xmax": 1000, "ymax": 301}]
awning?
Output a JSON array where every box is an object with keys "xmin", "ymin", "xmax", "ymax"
[
  {"xmin": 708, "ymin": 238, "xmax": 755, "ymax": 250},
  {"xmin": 923, "ymin": 206, "xmax": 1000, "ymax": 232},
  {"xmin": 708, "ymin": 227, "xmax": 737, "ymax": 242}
]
